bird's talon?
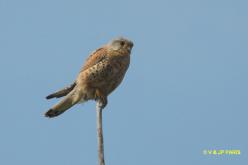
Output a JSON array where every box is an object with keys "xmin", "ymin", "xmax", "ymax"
[{"xmin": 95, "ymin": 89, "xmax": 107, "ymax": 109}]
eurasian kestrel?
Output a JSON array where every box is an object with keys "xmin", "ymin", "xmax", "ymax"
[{"xmin": 45, "ymin": 37, "xmax": 133, "ymax": 118}]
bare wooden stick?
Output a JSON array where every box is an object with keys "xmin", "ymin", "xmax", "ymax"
[{"xmin": 96, "ymin": 101, "xmax": 105, "ymax": 165}]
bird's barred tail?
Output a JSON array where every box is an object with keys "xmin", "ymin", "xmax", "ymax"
[{"xmin": 45, "ymin": 90, "xmax": 83, "ymax": 118}]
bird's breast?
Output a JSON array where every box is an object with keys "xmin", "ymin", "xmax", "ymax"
[{"xmin": 102, "ymin": 56, "xmax": 130, "ymax": 95}]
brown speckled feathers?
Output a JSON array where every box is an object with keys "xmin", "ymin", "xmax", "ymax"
[{"xmin": 45, "ymin": 37, "xmax": 133, "ymax": 118}]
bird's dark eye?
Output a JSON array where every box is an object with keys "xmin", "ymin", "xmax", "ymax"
[{"xmin": 120, "ymin": 41, "xmax": 125, "ymax": 46}]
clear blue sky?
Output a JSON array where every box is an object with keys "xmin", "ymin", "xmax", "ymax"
[{"xmin": 0, "ymin": 0, "xmax": 247, "ymax": 164}]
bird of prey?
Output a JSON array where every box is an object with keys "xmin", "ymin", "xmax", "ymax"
[{"xmin": 45, "ymin": 37, "xmax": 133, "ymax": 118}]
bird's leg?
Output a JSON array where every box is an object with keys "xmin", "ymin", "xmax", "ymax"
[{"xmin": 95, "ymin": 89, "xmax": 108, "ymax": 109}]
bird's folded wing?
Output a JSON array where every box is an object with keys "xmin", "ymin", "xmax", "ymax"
[
  {"xmin": 46, "ymin": 82, "xmax": 76, "ymax": 99},
  {"xmin": 80, "ymin": 58, "xmax": 114, "ymax": 87},
  {"xmin": 80, "ymin": 47, "xmax": 108, "ymax": 72}
]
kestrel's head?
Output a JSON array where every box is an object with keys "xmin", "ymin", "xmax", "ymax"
[{"xmin": 108, "ymin": 37, "xmax": 134, "ymax": 54}]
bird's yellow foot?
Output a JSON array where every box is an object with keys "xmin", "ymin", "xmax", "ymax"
[{"xmin": 95, "ymin": 89, "xmax": 107, "ymax": 109}]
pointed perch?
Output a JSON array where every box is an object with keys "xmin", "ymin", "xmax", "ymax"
[{"xmin": 96, "ymin": 100, "xmax": 105, "ymax": 165}]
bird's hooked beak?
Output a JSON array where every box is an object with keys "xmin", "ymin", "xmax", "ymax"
[{"xmin": 127, "ymin": 41, "xmax": 134, "ymax": 52}]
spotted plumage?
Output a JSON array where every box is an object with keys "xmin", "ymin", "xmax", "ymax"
[{"xmin": 45, "ymin": 37, "xmax": 133, "ymax": 118}]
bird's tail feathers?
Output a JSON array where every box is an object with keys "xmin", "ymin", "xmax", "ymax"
[{"xmin": 45, "ymin": 89, "xmax": 82, "ymax": 118}]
